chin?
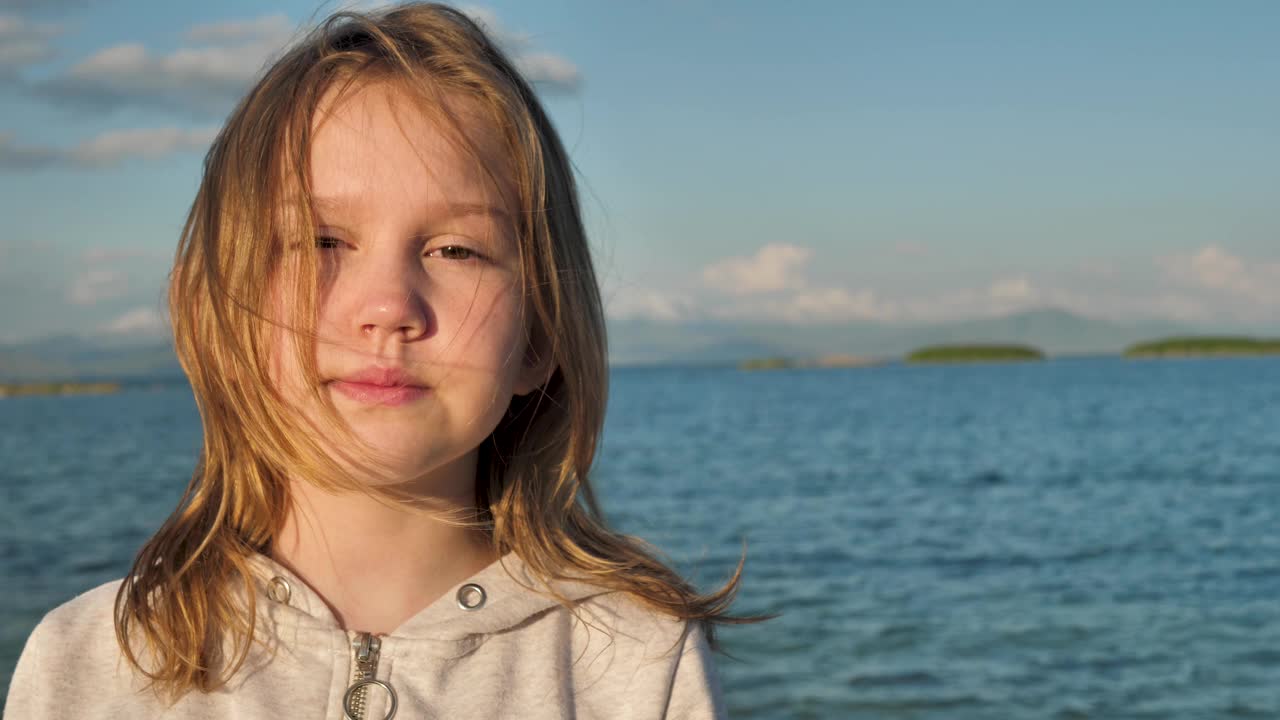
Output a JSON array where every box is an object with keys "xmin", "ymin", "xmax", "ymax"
[{"xmin": 340, "ymin": 429, "xmax": 463, "ymax": 479}]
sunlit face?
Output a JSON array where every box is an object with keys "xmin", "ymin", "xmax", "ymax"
[{"xmin": 270, "ymin": 80, "xmax": 545, "ymax": 489}]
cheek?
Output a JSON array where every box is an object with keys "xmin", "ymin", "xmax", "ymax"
[
  {"xmin": 267, "ymin": 326, "xmax": 290, "ymax": 385},
  {"xmin": 443, "ymin": 287, "xmax": 525, "ymax": 364},
  {"xmin": 263, "ymin": 285, "xmax": 292, "ymax": 386},
  {"xmin": 266, "ymin": 327, "xmax": 302, "ymax": 404},
  {"xmin": 263, "ymin": 262, "xmax": 331, "ymax": 390},
  {"xmin": 264, "ymin": 290, "xmax": 316, "ymax": 401}
]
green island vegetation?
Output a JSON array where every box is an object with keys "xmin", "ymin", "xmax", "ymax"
[
  {"xmin": 0, "ymin": 381, "xmax": 121, "ymax": 398},
  {"xmin": 1124, "ymin": 336, "xmax": 1280, "ymax": 358},
  {"xmin": 739, "ymin": 357, "xmax": 793, "ymax": 371},
  {"xmin": 905, "ymin": 344, "xmax": 1045, "ymax": 364},
  {"xmin": 812, "ymin": 354, "xmax": 884, "ymax": 369},
  {"xmin": 739, "ymin": 354, "xmax": 887, "ymax": 371}
]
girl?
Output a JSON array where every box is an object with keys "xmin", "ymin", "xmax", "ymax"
[{"xmin": 5, "ymin": 4, "xmax": 753, "ymax": 718}]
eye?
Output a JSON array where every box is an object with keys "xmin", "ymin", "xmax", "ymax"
[
  {"xmin": 315, "ymin": 235, "xmax": 344, "ymax": 250},
  {"xmin": 428, "ymin": 245, "xmax": 481, "ymax": 261}
]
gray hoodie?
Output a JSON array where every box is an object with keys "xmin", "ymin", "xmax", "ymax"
[{"xmin": 4, "ymin": 552, "xmax": 725, "ymax": 719}]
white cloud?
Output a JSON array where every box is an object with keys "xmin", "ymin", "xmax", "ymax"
[
  {"xmin": 0, "ymin": 13, "xmax": 60, "ymax": 73},
  {"xmin": 0, "ymin": 131, "xmax": 59, "ymax": 169},
  {"xmin": 0, "ymin": 0, "xmax": 86, "ymax": 9},
  {"xmin": 35, "ymin": 14, "xmax": 294, "ymax": 115},
  {"xmin": 335, "ymin": 0, "xmax": 398, "ymax": 12},
  {"xmin": 1123, "ymin": 293, "xmax": 1214, "ymax": 323},
  {"xmin": 102, "ymin": 306, "xmax": 167, "ymax": 335},
  {"xmin": 679, "ymin": 246, "xmax": 1054, "ymax": 324},
  {"xmin": 514, "ymin": 52, "xmax": 581, "ymax": 91},
  {"xmin": 64, "ymin": 246, "xmax": 169, "ymax": 311},
  {"xmin": 0, "ymin": 126, "xmax": 217, "ymax": 170},
  {"xmin": 68, "ymin": 268, "xmax": 128, "ymax": 305},
  {"xmin": 8, "ymin": 7, "xmax": 578, "ymax": 177},
  {"xmin": 460, "ymin": 7, "xmax": 526, "ymax": 45},
  {"xmin": 1160, "ymin": 244, "xmax": 1280, "ymax": 307},
  {"xmin": 183, "ymin": 14, "xmax": 293, "ymax": 44},
  {"xmin": 773, "ymin": 287, "xmax": 885, "ymax": 323},
  {"xmin": 71, "ymin": 126, "xmax": 218, "ymax": 166},
  {"xmin": 33, "ymin": 8, "xmax": 579, "ymax": 115},
  {"xmin": 987, "ymin": 276, "xmax": 1034, "ymax": 302},
  {"xmin": 702, "ymin": 243, "xmax": 812, "ymax": 295},
  {"xmin": 604, "ymin": 285, "xmax": 696, "ymax": 322},
  {"xmin": 612, "ymin": 243, "xmax": 1273, "ymax": 327},
  {"xmin": 461, "ymin": 5, "xmax": 581, "ymax": 92},
  {"xmin": 882, "ymin": 281, "xmax": 1213, "ymax": 326},
  {"xmin": 81, "ymin": 247, "xmax": 157, "ymax": 263}
]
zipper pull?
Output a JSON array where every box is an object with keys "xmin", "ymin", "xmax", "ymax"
[
  {"xmin": 354, "ymin": 632, "xmax": 380, "ymax": 680},
  {"xmin": 343, "ymin": 632, "xmax": 398, "ymax": 720}
]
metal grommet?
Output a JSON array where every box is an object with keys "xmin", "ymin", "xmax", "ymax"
[
  {"xmin": 456, "ymin": 583, "xmax": 486, "ymax": 610},
  {"xmin": 343, "ymin": 678, "xmax": 398, "ymax": 720},
  {"xmin": 267, "ymin": 576, "xmax": 292, "ymax": 604}
]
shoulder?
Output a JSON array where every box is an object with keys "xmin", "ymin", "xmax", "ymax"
[
  {"xmin": 18, "ymin": 579, "xmax": 124, "ymax": 669},
  {"xmin": 5, "ymin": 579, "xmax": 135, "ymax": 718},
  {"xmin": 573, "ymin": 590, "xmax": 701, "ymax": 657},
  {"xmin": 32, "ymin": 578, "xmax": 123, "ymax": 644},
  {"xmin": 560, "ymin": 593, "xmax": 726, "ymax": 719}
]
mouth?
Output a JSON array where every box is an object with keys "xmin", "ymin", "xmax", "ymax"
[{"xmin": 328, "ymin": 367, "xmax": 431, "ymax": 407}]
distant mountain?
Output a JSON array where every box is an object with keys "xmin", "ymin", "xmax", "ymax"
[
  {"xmin": 0, "ymin": 307, "xmax": 1271, "ymax": 380},
  {"xmin": 890, "ymin": 308, "xmax": 1194, "ymax": 357},
  {"xmin": 607, "ymin": 308, "xmax": 1241, "ymax": 366},
  {"xmin": 0, "ymin": 336, "xmax": 181, "ymax": 382},
  {"xmin": 607, "ymin": 319, "xmax": 794, "ymax": 366}
]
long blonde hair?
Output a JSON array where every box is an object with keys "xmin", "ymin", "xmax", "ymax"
[{"xmin": 116, "ymin": 2, "xmax": 755, "ymax": 699}]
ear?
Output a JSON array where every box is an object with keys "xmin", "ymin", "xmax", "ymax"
[{"xmin": 513, "ymin": 337, "xmax": 556, "ymax": 397}]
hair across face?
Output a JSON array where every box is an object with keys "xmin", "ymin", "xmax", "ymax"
[
  {"xmin": 167, "ymin": 6, "xmax": 603, "ymax": 512},
  {"xmin": 267, "ymin": 79, "xmax": 549, "ymax": 495}
]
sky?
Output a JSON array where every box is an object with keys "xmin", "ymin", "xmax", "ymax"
[{"xmin": 0, "ymin": 0, "xmax": 1277, "ymax": 344}]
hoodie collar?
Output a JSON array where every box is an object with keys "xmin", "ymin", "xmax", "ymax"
[{"xmin": 244, "ymin": 551, "xmax": 610, "ymax": 641}]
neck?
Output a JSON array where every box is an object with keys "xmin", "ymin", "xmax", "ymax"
[{"xmin": 270, "ymin": 455, "xmax": 500, "ymax": 635}]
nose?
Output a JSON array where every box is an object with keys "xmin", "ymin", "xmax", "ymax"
[
  {"xmin": 339, "ymin": 260, "xmax": 432, "ymax": 344},
  {"xmin": 358, "ymin": 291, "xmax": 429, "ymax": 342}
]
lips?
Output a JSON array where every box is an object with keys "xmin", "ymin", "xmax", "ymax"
[{"xmin": 329, "ymin": 366, "xmax": 431, "ymax": 407}]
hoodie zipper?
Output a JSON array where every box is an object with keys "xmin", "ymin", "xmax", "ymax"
[{"xmin": 343, "ymin": 631, "xmax": 385, "ymax": 720}]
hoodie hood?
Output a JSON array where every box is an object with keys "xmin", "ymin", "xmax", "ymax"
[
  {"xmin": 7, "ymin": 551, "xmax": 727, "ymax": 718},
  {"xmin": 244, "ymin": 551, "xmax": 611, "ymax": 643}
]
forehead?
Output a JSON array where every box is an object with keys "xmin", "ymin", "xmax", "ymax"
[{"xmin": 307, "ymin": 79, "xmax": 516, "ymax": 216}]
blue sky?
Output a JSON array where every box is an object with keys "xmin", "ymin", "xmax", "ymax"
[{"xmin": 1, "ymin": 0, "xmax": 1277, "ymax": 343}]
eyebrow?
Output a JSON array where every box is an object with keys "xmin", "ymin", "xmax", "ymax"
[{"xmin": 309, "ymin": 196, "xmax": 511, "ymax": 222}]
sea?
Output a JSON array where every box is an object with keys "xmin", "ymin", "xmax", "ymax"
[{"xmin": 2, "ymin": 356, "xmax": 1280, "ymax": 718}]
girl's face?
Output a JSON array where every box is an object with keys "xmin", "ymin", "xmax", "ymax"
[{"xmin": 270, "ymin": 80, "xmax": 544, "ymax": 489}]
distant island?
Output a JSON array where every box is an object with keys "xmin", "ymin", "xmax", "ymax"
[
  {"xmin": 0, "ymin": 381, "xmax": 121, "ymax": 398},
  {"xmin": 6, "ymin": 308, "xmax": 1278, "ymax": 375},
  {"xmin": 905, "ymin": 344, "xmax": 1045, "ymax": 364},
  {"xmin": 1125, "ymin": 336, "xmax": 1280, "ymax": 358},
  {"xmin": 739, "ymin": 354, "xmax": 886, "ymax": 371}
]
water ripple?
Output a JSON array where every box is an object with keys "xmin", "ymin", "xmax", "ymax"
[{"xmin": 5, "ymin": 358, "xmax": 1280, "ymax": 716}]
